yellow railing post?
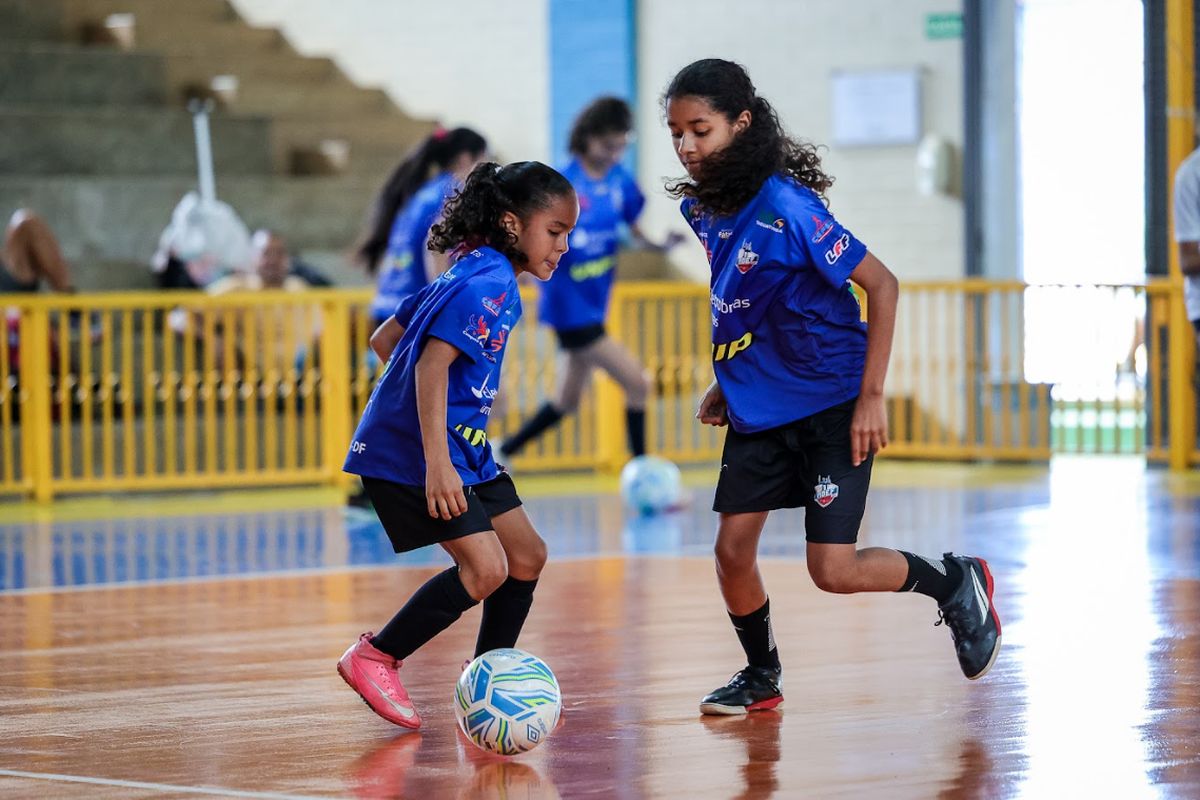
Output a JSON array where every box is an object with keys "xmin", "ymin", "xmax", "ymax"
[
  {"xmin": 20, "ymin": 305, "xmax": 54, "ymax": 501},
  {"xmin": 1167, "ymin": 0, "xmax": 1196, "ymax": 470},
  {"xmin": 320, "ymin": 299, "xmax": 352, "ymax": 489},
  {"xmin": 1168, "ymin": 285, "xmax": 1196, "ymax": 470},
  {"xmin": 594, "ymin": 288, "xmax": 627, "ymax": 473}
]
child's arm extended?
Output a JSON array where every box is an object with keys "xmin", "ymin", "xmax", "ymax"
[
  {"xmin": 847, "ymin": 252, "xmax": 899, "ymax": 466},
  {"xmin": 415, "ymin": 337, "xmax": 467, "ymax": 520}
]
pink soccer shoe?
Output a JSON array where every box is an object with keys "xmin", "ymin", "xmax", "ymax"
[{"xmin": 337, "ymin": 633, "xmax": 422, "ymax": 729}]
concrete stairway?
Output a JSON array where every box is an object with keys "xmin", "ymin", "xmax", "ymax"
[{"xmin": 0, "ymin": 0, "xmax": 433, "ymax": 289}]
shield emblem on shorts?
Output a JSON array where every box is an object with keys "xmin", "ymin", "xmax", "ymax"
[{"xmin": 814, "ymin": 475, "xmax": 839, "ymax": 508}]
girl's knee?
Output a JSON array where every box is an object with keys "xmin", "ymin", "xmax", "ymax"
[
  {"xmin": 509, "ymin": 537, "xmax": 547, "ymax": 579},
  {"xmin": 714, "ymin": 539, "xmax": 755, "ymax": 574},
  {"xmin": 460, "ymin": 555, "xmax": 509, "ymax": 599},
  {"xmin": 807, "ymin": 558, "xmax": 855, "ymax": 594}
]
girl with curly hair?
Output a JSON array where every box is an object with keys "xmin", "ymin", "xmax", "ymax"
[
  {"xmin": 337, "ymin": 161, "xmax": 577, "ymax": 729},
  {"xmin": 664, "ymin": 59, "xmax": 1000, "ymax": 715}
]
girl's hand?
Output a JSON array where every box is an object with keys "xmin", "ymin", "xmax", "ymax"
[
  {"xmin": 696, "ymin": 380, "xmax": 729, "ymax": 426},
  {"xmin": 850, "ymin": 393, "xmax": 889, "ymax": 467},
  {"xmin": 426, "ymin": 459, "xmax": 468, "ymax": 520}
]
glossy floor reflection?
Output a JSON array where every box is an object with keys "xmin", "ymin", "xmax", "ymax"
[{"xmin": 0, "ymin": 457, "xmax": 1197, "ymax": 798}]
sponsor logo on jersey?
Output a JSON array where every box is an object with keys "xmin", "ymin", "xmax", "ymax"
[
  {"xmin": 464, "ymin": 315, "xmax": 489, "ymax": 345},
  {"xmin": 810, "ymin": 215, "xmax": 835, "ymax": 243},
  {"xmin": 825, "ymin": 233, "xmax": 851, "ymax": 265},
  {"xmin": 482, "ymin": 292, "xmax": 507, "ymax": 316},
  {"xmin": 755, "ymin": 211, "xmax": 785, "ymax": 233},
  {"xmin": 712, "ymin": 332, "xmax": 754, "ymax": 362}
]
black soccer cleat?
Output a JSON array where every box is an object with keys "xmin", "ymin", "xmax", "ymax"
[
  {"xmin": 936, "ymin": 553, "xmax": 1002, "ymax": 680},
  {"xmin": 699, "ymin": 666, "xmax": 784, "ymax": 716}
]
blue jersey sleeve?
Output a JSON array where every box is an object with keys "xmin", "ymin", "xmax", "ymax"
[
  {"xmin": 617, "ymin": 166, "xmax": 646, "ymax": 225},
  {"xmin": 424, "ymin": 277, "xmax": 510, "ymax": 363},
  {"xmin": 779, "ymin": 182, "xmax": 868, "ymax": 288},
  {"xmin": 392, "ymin": 282, "xmax": 431, "ymax": 328}
]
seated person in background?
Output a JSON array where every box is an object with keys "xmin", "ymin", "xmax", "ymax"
[
  {"xmin": 207, "ymin": 229, "xmax": 310, "ymax": 294},
  {"xmin": 205, "ymin": 229, "xmax": 323, "ymax": 375},
  {"xmin": 2, "ymin": 209, "xmax": 78, "ymax": 294}
]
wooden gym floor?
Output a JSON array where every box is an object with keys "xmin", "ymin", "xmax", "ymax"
[{"xmin": 1, "ymin": 457, "xmax": 1197, "ymax": 798}]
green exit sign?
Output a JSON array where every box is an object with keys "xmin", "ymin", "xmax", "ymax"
[{"xmin": 925, "ymin": 12, "xmax": 963, "ymax": 39}]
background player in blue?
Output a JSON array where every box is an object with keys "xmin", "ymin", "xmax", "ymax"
[
  {"xmin": 337, "ymin": 161, "xmax": 578, "ymax": 729},
  {"xmin": 499, "ymin": 98, "xmax": 682, "ymax": 461},
  {"xmin": 356, "ymin": 127, "xmax": 489, "ymax": 326},
  {"xmin": 663, "ymin": 60, "xmax": 1001, "ymax": 715}
]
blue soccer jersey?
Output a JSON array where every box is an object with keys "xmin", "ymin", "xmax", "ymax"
[
  {"xmin": 537, "ymin": 159, "xmax": 645, "ymax": 331},
  {"xmin": 682, "ymin": 174, "xmax": 869, "ymax": 433},
  {"xmin": 346, "ymin": 246, "xmax": 520, "ymax": 486},
  {"xmin": 369, "ymin": 172, "xmax": 456, "ymax": 324}
]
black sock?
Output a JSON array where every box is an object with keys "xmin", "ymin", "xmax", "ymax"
[
  {"xmin": 897, "ymin": 551, "xmax": 962, "ymax": 604},
  {"xmin": 730, "ymin": 599, "xmax": 780, "ymax": 671},
  {"xmin": 625, "ymin": 408, "xmax": 646, "ymax": 457},
  {"xmin": 474, "ymin": 576, "xmax": 538, "ymax": 657},
  {"xmin": 500, "ymin": 403, "xmax": 563, "ymax": 457},
  {"xmin": 371, "ymin": 567, "xmax": 479, "ymax": 661}
]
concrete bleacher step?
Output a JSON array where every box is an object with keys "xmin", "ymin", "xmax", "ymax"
[
  {"xmin": 222, "ymin": 81, "xmax": 391, "ymax": 118},
  {"xmin": 0, "ymin": 44, "xmax": 167, "ymax": 106},
  {"xmin": 0, "ymin": 106, "xmax": 273, "ymax": 175},
  {"xmin": 0, "ymin": 0, "xmax": 67, "ymax": 41},
  {"xmin": 58, "ymin": 0, "xmax": 236, "ymax": 27},
  {"xmin": 0, "ymin": 173, "xmax": 381, "ymax": 288},
  {"xmin": 268, "ymin": 115, "xmax": 435, "ymax": 174},
  {"xmin": 161, "ymin": 51, "xmax": 337, "ymax": 90}
]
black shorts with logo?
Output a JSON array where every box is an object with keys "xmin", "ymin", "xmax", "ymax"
[
  {"xmin": 362, "ymin": 472, "xmax": 523, "ymax": 553},
  {"xmin": 554, "ymin": 323, "xmax": 606, "ymax": 351},
  {"xmin": 712, "ymin": 398, "xmax": 872, "ymax": 544}
]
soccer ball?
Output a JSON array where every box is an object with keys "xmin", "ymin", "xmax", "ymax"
[
  {"xmin": 620, "ymin": 455, "xmax": 683, "ymax": 516},
  {"xmin": 454, "ymin": 648, "xmax": 561, "ymax": 755}
]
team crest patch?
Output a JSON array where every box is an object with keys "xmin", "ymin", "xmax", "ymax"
[
  {"xmin": 736, "ymin": 240, "xmax": 759, "ymax": 273},
  {"xmin": 814, "ymin": 475, "xmax": 839, "ymax": 508}
]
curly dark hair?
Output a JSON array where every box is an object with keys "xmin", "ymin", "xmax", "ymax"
[
  {"xmin": 568, "ymin": 96, "xmax": 633, "ymax": 156},
  {"xmin": 428, "ymin": 161, "xmax": 575, "ymax": 265},
  {"xmin": 355, "ymin": 126, "xmax": 487, "ymax": 273},
  {"xmin": 662, "ymin": 59, "xmax": 833, "ymax": 217}
]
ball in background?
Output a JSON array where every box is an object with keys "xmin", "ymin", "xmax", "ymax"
[
  {"xmin": 620, "ymin": 455, "xmax": 683, "ymax": 516},
  {"xmin": 454, "ymin": 648, "xmax": 562, "ymax": 755}
]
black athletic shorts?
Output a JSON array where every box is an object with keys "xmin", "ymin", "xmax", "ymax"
[
  {"xmin": 554, "ymin": 323, "xmax": 606, "ymax": 351},
  {"xmin": 712, "ymin": 397, "xmax": 872, "ymax": 544},
  {"xmin": 361, "ymin": 472, "xmax": 523, "ymax": 553}
]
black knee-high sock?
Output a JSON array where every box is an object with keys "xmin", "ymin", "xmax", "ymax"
[
  {"xmin": 625, "ymin": 408, "xmax": 646, "ymax": 457},
  {"xmin": 473, "ymin": 576, "xmax": 538, "ymax": 657},
  {"xmin": 730, "ymin": 599, "xmax": 780, "ymax": 671},
  {"xmin": 371, "ymin": 567, "xmax": 479, "ymax": 661},
  {"xmin": 500, "ymin": 403, "xmax": 563, "ymax": 457},
  {"xmin": 897, "ymin": 551, "xmax": 963, "ymax": 604}
]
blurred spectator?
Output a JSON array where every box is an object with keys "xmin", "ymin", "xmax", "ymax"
[
  {"xmin": 2, "ymin": 209, "xmax": 77, "ymax": 294},
  {"xmin": 205, "ymin": 229, "xmax": 324, "ymax": 375}
]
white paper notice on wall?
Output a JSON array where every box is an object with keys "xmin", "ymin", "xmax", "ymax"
[{"xmin": 830, "ymin": 68, "xmax": 922, "ymax": 147}]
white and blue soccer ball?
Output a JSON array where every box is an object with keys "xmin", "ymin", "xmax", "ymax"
[
  {"xmin": 454, "ymin": 648, "xmax": 562, "ymax": 755},
  {"xmin": 620, "ymin": 455, "xmax": 683, "ymax": 516}
]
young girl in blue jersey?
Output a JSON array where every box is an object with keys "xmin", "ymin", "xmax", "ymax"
[
  {"xmin": 338, "ymin": 161, "xmax": 578, "ymax": 729},
  {"xmin": 356, "ymin": 127, "xmax": 489, "ymax": 327},
  {"xmin": 499, "ymin": 97, "xmax": 681, "ymax": 461},
  {"xmin": 663, "ymin": 59, "xmax": 1001, "ymax": 715}
]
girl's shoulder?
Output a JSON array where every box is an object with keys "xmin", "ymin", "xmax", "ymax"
[{"xmin": 763, "ymin": 174, "xmax": 823, "ymax": 209}]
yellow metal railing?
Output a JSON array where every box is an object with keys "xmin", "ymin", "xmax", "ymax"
[{"xmin": 1, "ymin": 280, "xmax": 1196, "ymax": 500}]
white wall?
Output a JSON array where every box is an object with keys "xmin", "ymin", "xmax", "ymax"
[
  {"xmin": 229, "ymin": 0, "xmax": 551, "ymax": 164},
  {"xmin": 636, "ymin": 0, "xmax": 964, "ymax": 283}
]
